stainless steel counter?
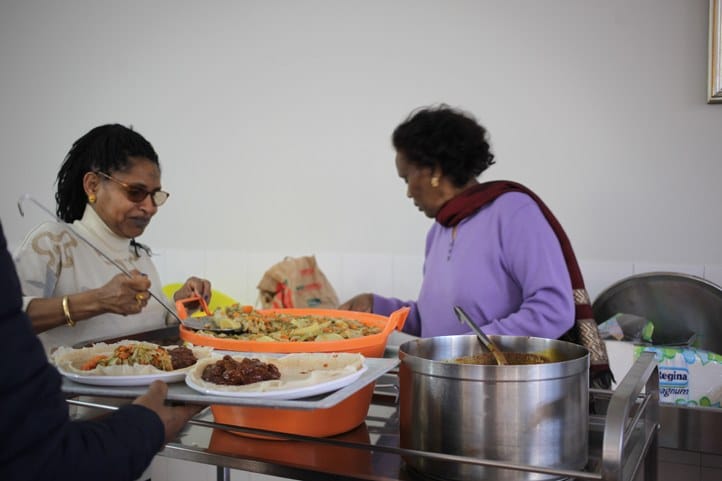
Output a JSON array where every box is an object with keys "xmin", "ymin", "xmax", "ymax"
[
  {"xmin": 66, "ymin": 350, "xmax": 661, "ymax": 481},
  {"xmin": 658, "ymin": 403, "xmax": 722, "ymax": 455}
]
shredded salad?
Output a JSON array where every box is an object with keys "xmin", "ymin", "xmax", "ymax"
[
  {"xmin": 200, "ymin": 304, "xmax": 382, "ymax": 342},
  {"xmin": 81, "ymin": 342, "xmax": 173, "ymax": 371}
]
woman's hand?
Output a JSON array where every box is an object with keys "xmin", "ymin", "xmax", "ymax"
[
  {"xmin": 25, "ymin": 269, "xmax": 152, "ymax": 332},
  {"xmin": 172, "ymin": 276, "xmax": 212, "ymax": 306},
  {"xmin": 96, "ymin": 270, "xmax": 152, "ymax": 315},
  {"xmin": 133, "ymin": 380, "xmax": 205, "ymax": 444},
  {"xmin": 338, "ymin": 293, "xmax": 374, "ymax": 312}
]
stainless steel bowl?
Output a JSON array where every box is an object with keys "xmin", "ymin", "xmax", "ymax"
[{"xmin": 592, "ymin": 271, "xmax": 722, "ymax": 352}]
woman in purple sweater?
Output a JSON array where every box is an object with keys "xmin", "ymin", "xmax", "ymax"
[{"xmin": 340, "ymin": 105, "xmax": 575, "ymax": 340}]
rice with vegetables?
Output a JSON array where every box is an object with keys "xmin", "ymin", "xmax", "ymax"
[{"xmin": 200, "ymin": 304, "xmax": 382, "ymax": 342}]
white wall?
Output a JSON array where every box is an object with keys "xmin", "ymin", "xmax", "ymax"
[{"xmin": 1, "ymin": 0, "xmax": 721, "ymax": 305}]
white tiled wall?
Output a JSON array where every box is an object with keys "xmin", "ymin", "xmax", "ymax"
[
  {"xmin": 152, "ymin": 248, "xmax": 722, "ymax": 309},
  {"xmin": 152, "ymin": 249, "xmax": 424, "ymax": 307},
  {"xmin": 703, "ymin": 264, "xmax": 722, "ymax": 290},
  {"xmin": 632, "ymin": 262, "xmax": 705, "ymax": 279},
  {"xmin": 9, "ymin": 239, "xmax": 721, "ymax": 306},
  {"xmin": 578, "ymin": 259, "xmax": 634, "ymax": 302}
]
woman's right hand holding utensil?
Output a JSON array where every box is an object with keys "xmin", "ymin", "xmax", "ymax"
[{"xmin": 96, "ymin": 269, "xmax": 152, "ymax": 315}]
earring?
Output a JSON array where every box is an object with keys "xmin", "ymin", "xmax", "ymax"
[
  {"xmin": 88, "ymin": 194, "xmax": 96, "ymax": 204},
  {"xmin": 430, "ymin": 177, "xmax": 440, "ymax": 188}
]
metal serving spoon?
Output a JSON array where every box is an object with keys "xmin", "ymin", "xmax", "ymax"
[{"xmin": 453, "ymin": 305, "xmax": 508, "ymax": 366}]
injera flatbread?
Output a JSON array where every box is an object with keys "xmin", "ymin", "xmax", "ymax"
[
  {"xmin": 187, "ymin": 352, "xmax": 365, "ymax": 393},
  {"xmin": 51, "ymin": 340, "xmax": 214, "ymax": 376}
]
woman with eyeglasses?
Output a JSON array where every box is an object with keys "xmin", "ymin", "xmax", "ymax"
[
  {"xmin": 339, "ymin": 105, "xmax": 613, "ymax": 388},
  {"xmin": 13, "ymin": 124, "xmax": 211, "ymax": 353}
]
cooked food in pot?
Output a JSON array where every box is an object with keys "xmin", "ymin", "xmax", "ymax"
[
  {"xmin": 201, "ymin": 355, "xmax": 281, "ymax": 385},
  {"xmin": 453, "ymin": 352, "xmax": 551, "ymax": 365},
  {"xmin": 198, "ymin": 304, "xmax": 382, "ymax": 342}
]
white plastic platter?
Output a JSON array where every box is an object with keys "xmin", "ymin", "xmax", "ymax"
[
  {"xmin": 60, "ymin": 356, "xmax": 399, "ymax": 410},
  {"xmin": 57, "ymin": 368, "xmax": 188, "ymax": 386}
]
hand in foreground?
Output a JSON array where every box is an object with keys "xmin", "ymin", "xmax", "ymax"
[
  {"xmin": 97, "ymin": 270, "xmax": 152, "ymax": 315},
  {"xmin": 173, "ymin": 276, "xmax": 212, "ymax": 304},
  {"xmin": 338, "ymin": 293, "xmax": 374, "ymax": 313},
  {"xmin": 133, "ymin": 380, "xmax": 205, "ymax": 444}
]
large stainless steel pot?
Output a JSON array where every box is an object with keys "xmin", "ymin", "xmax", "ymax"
[{"xmin": 399, "ymin": 335, "xmax": 589, "ymax": 481}]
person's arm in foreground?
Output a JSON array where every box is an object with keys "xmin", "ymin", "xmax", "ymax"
[{"xmin": 0, "ymin": 221, "xmax": 201, "ymax": 481}]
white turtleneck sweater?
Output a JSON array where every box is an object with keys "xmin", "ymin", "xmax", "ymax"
[{"xmin": 13, "ymin": 205, "xmax": 168, "ymax": 353}]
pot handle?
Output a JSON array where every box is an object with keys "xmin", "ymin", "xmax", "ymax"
[{"xmin": 384, "ymin": 307, "xmax": 409, "ymax": 335}]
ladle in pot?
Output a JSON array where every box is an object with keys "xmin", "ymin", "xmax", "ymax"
[{"xmin": 453, "ymin": 305, "xmax": 508, "ymax": 366}]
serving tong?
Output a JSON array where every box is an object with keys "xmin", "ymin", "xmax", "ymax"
[{"xmin": 175, "ymin": 294, "xmax": 242, "ymax": 333}]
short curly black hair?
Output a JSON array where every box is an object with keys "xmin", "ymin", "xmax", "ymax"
[
  {"xmin": 55, "ymin": 124, "xmax": 159, "ymax": 222},
  {"xmin": 391, "ymin": 104, "xmax": 495, "ymax": 187}
]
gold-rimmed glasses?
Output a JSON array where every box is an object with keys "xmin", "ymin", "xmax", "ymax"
[{"xmin": 95, "ymin": 171, "xmax": 170, "ymax": 206}]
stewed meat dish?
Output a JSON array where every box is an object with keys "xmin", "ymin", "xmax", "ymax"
[{"xmin": 201, "ymin": 355, "xmax": 281, "ymax": 385}]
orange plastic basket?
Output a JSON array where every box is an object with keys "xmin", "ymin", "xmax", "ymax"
[{"xmin": 179, "ymin": 307, "xmax": 408, "ymax": 358}]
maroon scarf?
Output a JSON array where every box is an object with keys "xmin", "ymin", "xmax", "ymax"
[{"xmin": 437, "ymin": 180, "xmax": 613, "ymax": 389}]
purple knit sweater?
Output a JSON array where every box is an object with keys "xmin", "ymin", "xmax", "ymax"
[{"xmin": 373, "ymin": 192, "xmax": 575, "ymax": 338}]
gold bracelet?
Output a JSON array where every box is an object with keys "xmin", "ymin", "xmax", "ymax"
[{"xmin": 61, "ymin": 296, "xmax": 76, "ymax": 327}]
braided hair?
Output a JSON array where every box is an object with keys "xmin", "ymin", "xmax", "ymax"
[
  {"xmin": 55, "ymin": 124, "xmax": 159, "ymax": 222},
  {"xmin": 392, "ymin": 104, "xmax": 495, "ymax": 188}
]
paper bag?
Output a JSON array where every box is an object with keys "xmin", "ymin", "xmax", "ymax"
[{"xmin": 257, "ymin": 255, "xmax": 339, "ymax": 309}]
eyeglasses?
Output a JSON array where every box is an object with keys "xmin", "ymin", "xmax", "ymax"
[{"xmin": 95, "ymin": 171, "xmax": 170, "ymax": 206}]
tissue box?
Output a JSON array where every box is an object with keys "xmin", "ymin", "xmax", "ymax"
[{"xmin": 635, "ymin": 346, "xmax": 722, "ymax": 408}]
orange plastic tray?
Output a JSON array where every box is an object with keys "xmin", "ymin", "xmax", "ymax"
[
  {"xmin": 179, "ymin": 307, "xmax": 408, "ymax": 358},
  {"xmin": 211, "ymin": 383, "xmax": 375, "ymax": 439}
]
